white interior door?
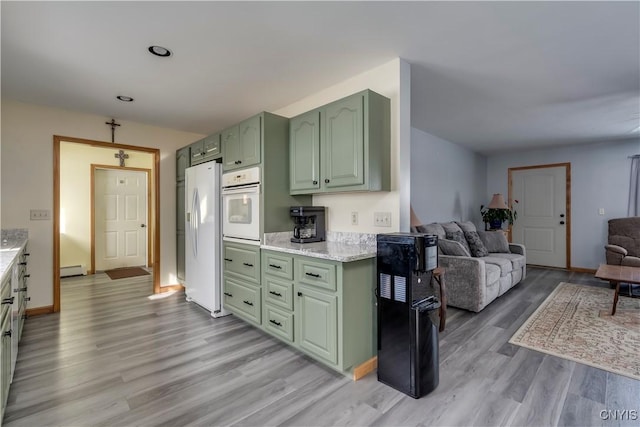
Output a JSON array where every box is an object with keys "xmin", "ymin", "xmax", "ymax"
[
  {"xmin": 95, "ymin": 169, "xmax": 148, "ymax": 270},
  {"xmin": 511, "ymin": 165, "xmax": 568, "ymax": 268}
]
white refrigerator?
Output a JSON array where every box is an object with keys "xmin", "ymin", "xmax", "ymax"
[{"xmin": 185, "ymin": 162, "xmax": 229, "ymax": 318}]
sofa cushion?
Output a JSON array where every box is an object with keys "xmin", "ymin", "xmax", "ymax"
[
  {"xmin": 439, "ymin": 239, "xmax": 470, "ymax": 257},
  {"xmin": 416, "ymin": 223, "xmax": 446, "ymax": 240},
  {"xmin": 456, "ymin": 221, "xmax": 477, "ymax": 233},
  {"xmin": 490, "ymin": 253, "xmax": 526, "ymax": 270},
  {"xmin": 478, "ymin": 231, "xmax": 510, "ymax": 253},
  {"xmin": 464, "ymin": 231, "xmax": 489, "ymax": 257},
  {"xmin": 479, "ymin": 256, "xmax": 513, "ymax": 276},
  {"xmin": 485, "ymin": 263, "xmax": 501, "ymax": 285}
]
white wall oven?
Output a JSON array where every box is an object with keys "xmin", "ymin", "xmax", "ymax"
[{"xmin": 221, "ymin": 167, "xmax": 261, "ymax": 244}]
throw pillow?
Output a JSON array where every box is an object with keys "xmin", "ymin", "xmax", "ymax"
[
  {"xmin": 456, "ymin": 221, "xmax": 477, "ymax": 233},
  {"xmin": 464, "ymin": 231, "xmax": 489, "ymax": 257},
  {"xmin": 441, "ymin": 222, "xmax": 463, "ymax": 235},
  {"xmin": 445, "ymin": 230, "xmax": 471, "ymax": 255},
  {"xmin": 416, "ymin": 223, "xmax": 446, "ymax": 240},
  {"xmin": 438, "ymin": 239, "xmax": 471, "ymax": 257},
  {"xmin": 478, "ymin": 231, "xmax": 511, "ymax": 253}
]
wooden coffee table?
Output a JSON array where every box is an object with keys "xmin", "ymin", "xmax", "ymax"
[{"xmin": 595, "ymin": 264, "xmax": 640, "ymax": 315}]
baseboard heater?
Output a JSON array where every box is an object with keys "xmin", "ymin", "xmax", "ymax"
[{"xmin": 60, "ymin": 264, "xmax": 87, "ymax": 278}]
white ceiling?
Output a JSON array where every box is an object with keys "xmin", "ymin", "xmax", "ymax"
[{"xmin": 2, "ymin": 1, "xmax": 639, "ymax": 154}]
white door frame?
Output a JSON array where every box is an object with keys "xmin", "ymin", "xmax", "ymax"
[
  {"xmin": 508, "ymin": 162, "xmax": 571, "ymax": 269},
  {"xmin": 91, "ymin": 164, "xmax": 152, "ymax": 274}
]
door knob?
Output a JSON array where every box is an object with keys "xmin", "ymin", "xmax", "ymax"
[
  {"xmin": 141, "ymin": 224, "xmax": 146, "ymax": 228},
  {"xmin": 560, "ymin": 221, "xmax": 565, "ymax": 225},
  {"xmin": 560, "ymin": 214, "xmax": 565, "ymax": 218}
]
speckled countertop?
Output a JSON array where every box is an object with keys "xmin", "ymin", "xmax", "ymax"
[
  {"xmin": 1, "ymin": 229, "xmax": 29, "ymax": 283},
  {"xmin": 261, "ymin": 231, "xmax": 377, "ymax": 262}
]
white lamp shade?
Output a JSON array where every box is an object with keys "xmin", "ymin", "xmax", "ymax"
[{"xmin": 488, "ymin": 193, "xmax": 508, "ymax": 209}]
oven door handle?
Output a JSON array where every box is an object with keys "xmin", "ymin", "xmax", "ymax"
[{"xmin": 221, "ymin": 184, "xmax": 260, "ymax": 196}]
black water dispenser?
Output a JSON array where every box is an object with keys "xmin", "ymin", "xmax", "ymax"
[{"xmin": 377, "ymin": 233, "xmax": 440, "ymax": 398}]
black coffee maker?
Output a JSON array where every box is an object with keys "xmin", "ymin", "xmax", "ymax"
[{"xmin": 290, "ymin": 206, "xmax": 326, "ymax": 243}]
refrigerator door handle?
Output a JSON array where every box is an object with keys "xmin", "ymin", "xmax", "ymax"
[{"xmin": 191, "ymin": 188, "xmax": 199, "ymax": 258}]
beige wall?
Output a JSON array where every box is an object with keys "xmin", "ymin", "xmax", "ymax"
[
  {"xmin": 274, "ymin": 58, "xmax": 411, "ymax": 233},
  {"xmin": 1, "ymin": 100, "xmax": 204, "ymax": 309},
  {"xmin": 59, "ymin": 141, "xmax": 154, "ymax": 271}
]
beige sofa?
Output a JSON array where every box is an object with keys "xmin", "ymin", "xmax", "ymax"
[{"xmin": 413, "ymin": 221, "xmax": 526, "ymax": 312}]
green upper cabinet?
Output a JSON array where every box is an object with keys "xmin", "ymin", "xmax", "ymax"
[
  {"xmin": 323, "ymin": 94, "xmax": 364, "ymax": 189},
  {"xmin": 191, "ymin": 134, "xmax": 221, "ymax": 166},
  {"xmin": 202, "ymin": 134, "xmax": 221, "ymax": 162},
  {"xmin": 289, "ymin": 89, "xmax": 390, "ymax": 195},
  {"xmin": 223, "ymin": 115, "xmax": 261, "ymax": 171},
  {"xmin": 290, "ymin": 110, "xmax": 321, "ymax": 192},
  {"xmin": 221, "ymin": 126, "xmax": 240, "ymax": 170}
]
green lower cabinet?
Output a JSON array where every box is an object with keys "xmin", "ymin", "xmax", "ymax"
[
  {"xmin": 296, "ymin": 284, "xmax": 338, "ymax": 365},
  {"xmin": 223, "ymin": 276, "xmax": 261, "ymax": 325},
  {"xmin": 259, "ymin": 250, "xmax": 375, "ymax": 377}
]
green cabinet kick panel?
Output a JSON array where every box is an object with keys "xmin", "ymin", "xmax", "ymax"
[{"xmin": 290, "ymin": 89, "xmax": 391, "ymax": 195}]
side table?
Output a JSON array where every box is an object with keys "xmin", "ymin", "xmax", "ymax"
[{"xmin": 432, "ymin": 267, "xmax": 446, "ymax": 332}]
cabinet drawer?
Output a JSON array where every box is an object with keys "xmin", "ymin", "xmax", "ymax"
[
  {"xmin": 263, "ymin": 252, "xmax": 293, "ymax": 280},
  {"xmin": 223, "ymin": 277, "xmax": 261, "ymax": 325},
  {"xmin": 296, "ymin": 259, "xmax": 336, "ymax": 291},
  {"xmin": 202, "ymin": 134, "xmax": 221, "ymax": 160},
  {"xmin": 264, "ymin": 305, "xmax": 294, "ymax": 343},
  {"xmin": 264, "ymin": 277, "xmax": 293, "ymax": 311},
  {"xmin": 224, "ymin": 244, "xmax": 260, "ymax": 283}
]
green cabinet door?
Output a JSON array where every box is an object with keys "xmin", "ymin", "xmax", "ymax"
[
  {"xmin": 296, "ymin": 284, "xmax": 338, "ymax": 365},
  {"xmin": 176, "ymin": 181, "xmax": 186, "ymax": 282},
  {"xmin": 176, "ymin": 146, "xmax": 190, "ymax": 180},
  {"xmin": 323, "ymin": 94, "xmax": 364, "ymax": 189},
  {"xmin": 290, "ymin": 110, "xmax": 320, "ymax": 193},
  {"xmin": 222, "ymin": 126, "xmax": 240, "ymax": 170},
  {"xmin": 176, "ymin": 146, "xmax": 189, "ymax": 283},
  {"xmin": 238, "ymin": 115, "xmax": 261, "ymax": 168},
  {"xmin": 190, "ymin": 140, "xmax": 206, "ymax": 165},
  {"xmin": 202, "ymin": 134, "xmax": 221, "ymax": 162}
]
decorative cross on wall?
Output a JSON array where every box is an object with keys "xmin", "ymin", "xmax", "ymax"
[
  {"xmin": 105, "ymin": 118, "xmax": 121, "ymax": 143},
  {"xmin": 114, "ymin": 150, "xmax": 129, "ymax": 167}
]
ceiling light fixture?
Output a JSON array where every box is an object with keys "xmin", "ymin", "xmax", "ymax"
[
  {"xmin": 148, "ymin": 45, "xmax": 172, "ymax": 57},
  {"xmin": 116, "ymin": 95, "xmax": 134, "ymax": 102}
]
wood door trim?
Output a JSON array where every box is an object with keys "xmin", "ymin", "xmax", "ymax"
[
  {"xmin": 508, "ymin": 162, "xmax": 571, "ymax": 269},
  {"xmin": 53, "ymin": 135, "xmax": 161, "ymax": 313},
  {"xmin": 90, "ymin": 165, "xmax": 153, "ymax": 273}
]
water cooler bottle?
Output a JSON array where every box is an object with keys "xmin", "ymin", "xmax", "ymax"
[{"xmin": 377, "ymin": 233, "xmax": 440, "ymax": 399}]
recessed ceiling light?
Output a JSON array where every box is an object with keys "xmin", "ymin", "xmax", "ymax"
[
  {"xmin": 148, "ymin": 45, "xmax": 172, "ymax": 57},
  {"xmin": 117, "ymin": 95, "xmax": 134, "ymax": 102}
]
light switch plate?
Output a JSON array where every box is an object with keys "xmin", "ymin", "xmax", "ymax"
[
  {"xmin": 374, "ymin": 212, "xmax": 392, "ymax": 227},
  {"xmin": 30, "ymin": 209, "xmax": 51, "ymax": 220}
]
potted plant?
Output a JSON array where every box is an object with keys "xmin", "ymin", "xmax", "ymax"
[{"xmin": 480, "ymin": 195, "xmax": 518, "ymax": 230}]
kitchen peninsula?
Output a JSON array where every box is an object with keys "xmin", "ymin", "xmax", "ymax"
[{"xmin": 224, "ymin": 231, "xmax": 378, "ymax": 379}]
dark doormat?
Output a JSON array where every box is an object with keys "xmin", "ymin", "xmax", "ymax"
[{"xmin": 104, "ymin": 267, "xmax": 150, "ymax": 280}]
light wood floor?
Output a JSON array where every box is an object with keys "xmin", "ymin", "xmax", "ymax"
[{"xmin": 4, "ymin": 267, "xmax": 639, "ymax": 426}]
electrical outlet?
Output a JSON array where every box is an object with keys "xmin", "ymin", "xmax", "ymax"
[
  {"xmin": 374, "ymin": 212, "xmax": 392, "ymax": 227},
  {"xmin": 30, "ymin": 209, "xmax": 51, "ymax": 220},
  {"xmin": 598, "ymin": 208, "xmax": 605, "ymax": 216},
  {"xmin": 351, "ymin": 212, "xmax": 358, "ymax": 226}
]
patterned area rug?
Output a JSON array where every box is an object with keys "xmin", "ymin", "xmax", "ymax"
[{"xmin": 509, "ymin": 282, "xmax": 640, "ymax": 380}]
